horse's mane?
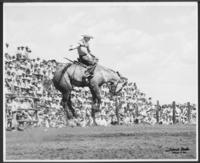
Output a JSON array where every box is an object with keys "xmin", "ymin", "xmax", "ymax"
[
  {"xmin": 57, "ymin": 61, "xmax": 120, "ymax": 78},
  {"xmin": 107, "ymin": 67, "xmax": 117, "ymax": 73},
  {"xmin": 92, "ymin": 64, "xmax": 116, "ymax": 74},
  {"xmin": 101, "ymin": 65, "xmax": 127, "ymax": 80}
]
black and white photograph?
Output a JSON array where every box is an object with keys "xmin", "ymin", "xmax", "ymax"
[{"xmin": 3, "ymin": 1, "xmax": 198, "ymax": 161}]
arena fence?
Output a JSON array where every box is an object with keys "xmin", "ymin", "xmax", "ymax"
[
  {"xmin": 5, "ymin": 92, "xmax": 196, "ymax": 129},
  {"xmin": 155, "ymin": 100, "xmax": 194, "ymax": 124}
]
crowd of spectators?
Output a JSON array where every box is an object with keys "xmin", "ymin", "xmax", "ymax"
[{"xmin": 4, "ymin": 44, "xmax": 197, "ymax": 129}]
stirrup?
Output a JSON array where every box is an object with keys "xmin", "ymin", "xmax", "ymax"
[
  {"xmin": 88, "ymin": 74, "xmax": 94, "ymax": 79},
  {"xmin": 84, "ymin": 73, "xmax": 90, "ymax": 78},
  {"xmin": 83, "ymin": 77, "xmax": 89, "ymax": 84},
  {"xmin": 84, "ymin": 70, "xmax": 90, "ymax": 76}
]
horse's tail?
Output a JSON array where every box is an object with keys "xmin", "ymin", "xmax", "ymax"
[
  {"xmin": 58, "ymin": 63, "xmax": 72, "ymax": 83},
  {"xmin": 52, "ymin": 63, "xmax": 73, "ymax": 91},
  {"xmin": 43, "ymin": 78, "xmax": 53, "ymax": 91}
]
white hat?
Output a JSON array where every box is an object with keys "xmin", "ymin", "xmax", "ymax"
[{"xmin": 81, "ymin": 34, "xmax": 94, "ymax": 39}]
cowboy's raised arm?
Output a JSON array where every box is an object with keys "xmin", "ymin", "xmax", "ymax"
[
  {"xmin": 69, "ymin": 44, "xmax": 78, "ymax": 51},
  {"xmin": 69, "ymin": 41, "xmax": 82, "ymax": 51}
]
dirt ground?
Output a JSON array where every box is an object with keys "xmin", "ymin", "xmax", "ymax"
[{"xmin": 5, "ymin": 124, "xmax": 197, "ymax": 160}]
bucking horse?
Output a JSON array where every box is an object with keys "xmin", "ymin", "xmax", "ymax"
[{"xmin": 52, "ymin": 61, "xmax": 128, "ymax": 126}]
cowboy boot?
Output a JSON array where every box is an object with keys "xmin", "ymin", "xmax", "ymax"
[
  {"xmin": 87, "ymin": 66, "xmax": 95, "ymax": 78},
  {"xmin": 82, "ymin": 74, "xmax": 90, "ymax": 84},
  {"xmin": 82, "ymin": 69, "xmax": 91, "ymax": 83},
  {"xmin": 84, "ymin": 72, "xmax": 90, "ymax": 78},
  {"xmin": 83, "ymin": 77, "xmax": 90, "ymax": 84}
]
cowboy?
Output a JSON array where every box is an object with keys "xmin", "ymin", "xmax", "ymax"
[{"xmin": 69, "ymin": 35, "xmax": 98, "ymax": 82}]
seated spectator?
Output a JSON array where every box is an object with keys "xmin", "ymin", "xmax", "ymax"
[{"xmin": 4, "ymin": 44, "xmax": 197, "ymax": 128}]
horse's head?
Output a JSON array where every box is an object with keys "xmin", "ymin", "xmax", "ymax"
[{"xmin": 108, "ymin": 71, "xmax": 128, "ymax": 95}]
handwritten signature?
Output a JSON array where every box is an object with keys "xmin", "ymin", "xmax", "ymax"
[{"xmin": 165, "ymin": 147, "xmax": 189, "ymax": 154}]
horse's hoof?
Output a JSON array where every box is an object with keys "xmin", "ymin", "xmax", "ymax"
[
  {"xmin": 17, "ymin": 128, "xmax": 24, "ymax": 131},
  {"xmin": 73, "ymin": 113, "xmax": 78, "ymax": 119},
  {"xmin": 92, "ymin": 122, "xmax": 98, "ymax": 126},
  {"xmin": 93, "ymin": 109, "xmax": 100, "ymax": 113},
  {"xmin": 68, "ymin": 120, "xmax": 77, "ymax": 127},
  {"xmin": 6, "ymin": 128, "xmax": 12, "ymax": 131}
]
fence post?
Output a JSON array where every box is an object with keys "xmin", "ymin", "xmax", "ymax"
[
  {"xmin": 134, "ymin": 103, "xmax": 139, "ymax": 124},
  {"xmin": 172, "ymin": 101, "xmax": 176, "ymax": 124},
  {"xmin": 187, "ymin": 102, "xmax": 191, "ymax": 123},
  {"xmin": 115, "ymin": 97, "xmax": 120, "ymax": 125},
  {"xmin": 156, "ymin": 100, "xmax": 160, "ymax": 123},
  {"xmin": 33, "ymin": 97, "xmax": 39, "ymax": 122},
  {"xmin": 135, "ymin": 103, "xmax": 139, "ymax": 118}
]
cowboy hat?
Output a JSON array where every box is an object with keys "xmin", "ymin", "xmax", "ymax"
[{"xmin": 81, "ymin": 34, "xmax": 94, "ymax": 39}]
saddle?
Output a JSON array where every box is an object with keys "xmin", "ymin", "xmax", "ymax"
[
  {"xmin": 77, "ymin": 58, "xmax": 97, "ymax": 76},
  {"xmin": 74, "ymin": 59, "xmax": 87, "ymax": 68},
  {"xmin": 77, "ymin": 58, "xmax": 97, "ymax": 83}
]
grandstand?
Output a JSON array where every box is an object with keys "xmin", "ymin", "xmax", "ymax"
[{"xmin": 4, "ymin": 44, "xmax": 197, "ymax": 129}]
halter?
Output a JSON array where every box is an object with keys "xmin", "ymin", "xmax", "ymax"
[{"xmin": 110, "ymin": 71, "xmax": 122, "ymax": 95}]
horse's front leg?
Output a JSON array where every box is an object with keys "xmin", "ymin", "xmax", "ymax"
[
  {"xmin": 90, "ymin": 85, "xmax": 101, "ymax": 126},
  {"xmin": 90, "ymin": 96, "xmax": 98, "ymax": 126},
  {"xmin": 62, "ymin": 91, "xmax": 76, "ymax": 126},
  {"xmin": 91, "ymin": 106, "xmax": 97, "ymax": 126}
]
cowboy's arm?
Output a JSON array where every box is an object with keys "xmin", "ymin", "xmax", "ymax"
[
  {"xmin": 69, "ymin": 45, "xmax": 78, "ymax": 51},
  {"xmin": 89, "ymin": 52, "xmax": 98, "ymax": 61},
  {"xmin": 87, "ymin": 46, "xmax": 95, "ymax": 58},
  {"xmin": 89, "ymin": 53, "xmax": 96, "ymax": 58},
  {"xmin": 88, "ymin": 49, "xmax": 97, "ymax": 59},
  {"xmin": 69, "ymin": 42, "xmax": 81, "ymax": 51}
]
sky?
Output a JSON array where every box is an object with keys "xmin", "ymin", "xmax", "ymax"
[{"xmin": 3, "ymin": 2, "xmax": 198, "ymax": 105}]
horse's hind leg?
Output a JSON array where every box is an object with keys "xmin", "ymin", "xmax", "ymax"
[{"xmin": 63, "ymin": 90, "xmax": 77, "ymax": 119}]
